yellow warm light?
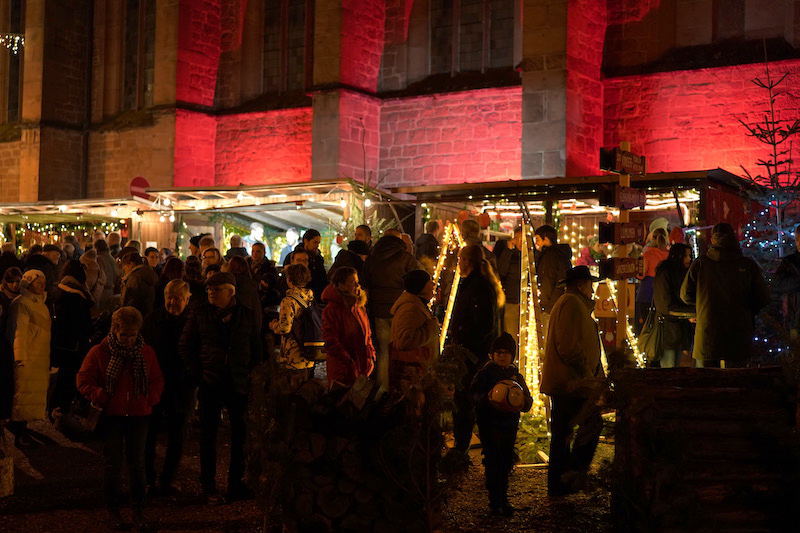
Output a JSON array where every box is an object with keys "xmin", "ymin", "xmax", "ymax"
[
  {"xmin": 518, "ymin": 223, "xmax": 547, "ymax": 416},
  {"xmin": 434, "ymin": 222, "xmax": 466, "ymax": 352},
  {"xmin": 606, "ymin": 280, "xmax": 645, "ymax": 367}
]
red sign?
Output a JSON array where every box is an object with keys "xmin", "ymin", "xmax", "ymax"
[
  {"xmin": 600, "ymin": 185, "xmax": 647, "ymax": 210},
  {"xmin": 599, "ymin": 257, "xmax": 640, "ymax": 280},
  {"xmin": 129, "ymin": 176, "xmax": 151, "ymax": 200},
  {"xmin": 598, "ymin": 222, "xmax": 645, "ymax": 245},
  {"xmin": 600, "ymin": 147, "xmax": 646, "ymax": 175}
]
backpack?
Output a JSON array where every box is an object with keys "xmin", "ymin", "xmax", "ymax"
[{"xmin": 288, "ymin": 295, "xmax": 324, "ymax": 360}]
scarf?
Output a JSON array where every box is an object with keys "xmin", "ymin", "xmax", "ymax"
[{"xmin": 105, "ymin": 332, "xmax": 148, "ymax": 397}]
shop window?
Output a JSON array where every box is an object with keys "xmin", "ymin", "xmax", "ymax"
[
  {"xmin": 122, "ymin": 0, "xmax": 155, "ymax": 111},
  {"xmin": 430, "ymin": 0, "xmax": 514, "ymax": 75},
  {"xmin": 3, "ymin": 0, "xmax": 23, "ymax": 123},
  {"xmin": 263, "ymin": 0, "xmax": 311, "ymax": 93}
]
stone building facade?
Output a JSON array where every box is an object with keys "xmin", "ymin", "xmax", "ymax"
[{"xmin": 1, "ymin": 0, "xmax": 799, "ymax": 203}]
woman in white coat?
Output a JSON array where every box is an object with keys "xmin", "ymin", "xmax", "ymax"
[{"xmin": 7, "ymin": 269, "xmax": 52, "ymax": 447}]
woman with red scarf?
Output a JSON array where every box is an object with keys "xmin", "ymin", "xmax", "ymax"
[{"xmin": 78, "ymin": 306, "xmax": 163, "ymax": 531}]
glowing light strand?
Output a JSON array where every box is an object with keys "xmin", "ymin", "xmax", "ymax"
[
  {"xmin": 606, "ymin": 280, "xmax": 645, "ymax": 367},
  {"xmin": 0, "ymin": 33, "xmax": 24, "ymax": 54},
  {"xmin": 518, "ymin": 222, "xmax": 547, "ymax": 416}
]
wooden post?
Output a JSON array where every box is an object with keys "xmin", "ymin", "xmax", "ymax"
[{"xmin": 616, "ymin": 141, "xmax": 631, "ymax": 349}]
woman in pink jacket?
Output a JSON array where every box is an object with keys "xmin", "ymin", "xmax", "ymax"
[
  {"xmin": 77, "ymin": 306, "xmax": 163, "ymax": 531},
  {"xmin": 321, "ymin": 267, "xmax": 376, "ymax": 386}
]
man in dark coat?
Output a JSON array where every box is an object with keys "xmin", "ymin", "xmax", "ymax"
[
  {"xmin": 415, "ymin": 220, "xmax": 442, "ymax": 263},
  {"xmin": 328, "ymin": 239, "xmax": 369, "ymax": 281},
  {"xmin": 25, "ymin": 243, "xmax": 61, "ymax": 304},
  {"xmin": 142, "ymin": 279, "xmax": 195, "ymax": 494},
  {"xmin": 363, "ymin": 229, "xmax": 421, "ymax": 388},
  {"xmin": 773, "ymin": 225, "xmax": 800, "ymax": 338},
  {"xmin": 681, "ymin": 223, "xmax": 770, "ymax": 367},
  {"xmin": 495, "ymin": 227, "xmax": 522, "ymax": 339},
  {"xmin": 179, "ymin": 272, "xmax": 261, "ymax": 502},
  {"xmin": 121, "ymin": 253, "xmax": 157, "ymax": 318},
  {"xmin": 248, "ymin": 242, "xmax": 281, "ymax": 309},
  {"xmin": 534, "ymin": 225, "xmax": 572, "ymax": 333}
]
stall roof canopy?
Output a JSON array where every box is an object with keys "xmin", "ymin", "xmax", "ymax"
[{"xmin": 391, "ymin": 169, "xmax": 751, "ymax": 203}]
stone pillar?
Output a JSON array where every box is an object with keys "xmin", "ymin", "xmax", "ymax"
[
  {"xmin": 153, "ymin": 0, "xmax": 179, "ymax": 106},
  {"xmin": 310, "ymin": 0, "xmax": 385, "ymax": 183},
  {"xmin": 520, "ymin": 0, "xmax": 567, "ymax": 179},
  {"xmin": 18, "ymin": 0, "xmax": 45, "ymax": 201}
]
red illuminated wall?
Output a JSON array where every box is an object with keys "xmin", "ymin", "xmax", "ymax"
[
  {"xmin": 341, "ymin": 0, "xmax": 386, "ymax": 92},
  {"xmin": 176, "ymin": 0, "xmax": 221, "ymax": 107},
  {"xmin": 566, "ymin": 0, "xmax": 606, "ymax": 177},
  {"xmin": 604, "ymin": 59, "xmax": 800, "ymax": 177},
  {"xmin": 215, "ymin": 108, "xmax": 313, "ymax": 185},
  {"xmin": 174, "ymin": 110, "xmax": 216, "ymax": 187},
  {"xmin": 379, "ymin": 87, "xmax": 522, "ymax": 187}
]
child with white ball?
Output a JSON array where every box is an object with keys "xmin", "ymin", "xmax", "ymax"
[{"xmin": 470, "ymin": 332, "xmax": 533, "ymax": 516}]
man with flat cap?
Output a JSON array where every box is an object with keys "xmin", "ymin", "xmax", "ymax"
[
  {"xmin": 541, "ymin": 265, "xmax": 605, "ymax": 497},
  {"xmin": 179, "ymin": 272, "xmax": 261, "ymax": 503}
]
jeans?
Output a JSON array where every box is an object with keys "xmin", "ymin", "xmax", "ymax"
[
  {"xmin": 548, "ymin": 395, "xmax": 602, "ymax": 494},
  {"xmin": 374, "ymin": 317, "xmax": 392, "ymax": 389},
  {"xmin": 478, "ymin": 422, "xmax": 518, "ymax": 507},
  {"xmin": 103, "ymin": 416, "xmax": 149, "ymax": 509},
  {"xmin": 198, "ymin": 384, "xmax": 248, "ymax": 493},
  {"xmin": 144, "ymin": 386, "xmax": 195, "ymax": 487}
]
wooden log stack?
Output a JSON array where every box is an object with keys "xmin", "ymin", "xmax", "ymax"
[{"xmin": 611, "ymin": 367, "xmax": 800, "ymax": 532}]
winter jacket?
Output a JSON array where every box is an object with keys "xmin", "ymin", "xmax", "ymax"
[
  {"xmin": 77, "ymin": 337, "xmax": 163, "ymax": 416},
  {"xmin": 7, "ymin": 288, "xmax": 52, "ymax": 421},
  {"xmin": 449, "ymin": 272, "xmax": 500, "ymax": 364},
  {"xmin": 179, "ymin": 298, "xmax": 262, "ymax": 394},
  {"xmin": 0, "ymin": 291, "xmax": 16, "ymax": 420},
  {"xmin": 535, "ymin": 243, "xmax": 572, "ymax": 313},
  {"xmin": 680, "ymin": 234, "xmax": 770, "ymax": 362},
  {"xmin": 248, "ymin": 257, "xmax": 281, "ymax": 308},
  {"xmin": 415, "ymin": 233, "xmax": 439, "ymax": 262},
  {"xmin": 389, "ymin": 291, "xmax": 440, "ymax": 365},
  {"xmin": 122, "ymin": 264, "xmax": 157, "ymax": 317},
  {"xmin": 271, "ymin": 287, "xmax": 316, "ymax": 369},
  {"xmin": 141, "ymin": 306, "xmax": 193, "ymax": 412},
  {"xmin": 653, "ymin": 261, "xmax": 695, "ymax": 352},
  {"xmin": 96, "ymin": 250, "xmax": 118, "ymax": 307},
  {"xmin": 773, "ymin": 251, "xmax": 800, "ymax": 332},
  {"xmin": 51, "ymin": 277, "xmax": 93, "ymax": 370},
  {"xmin": 641, "ymin": 246, "xmax": 669, "ymax": 279},
  {"xmin": 541, "ymin": 289, "xmax": 604, "ymax": 398},
  {"xmin": 328, "ymin": 249, "xmax": 365, "ymax": 281},
  {"xmin": 363, "ymin": 235, "xmax": 420, "ymax": 319},
  {"xmin": 283, "ymin": 244, "xmax": 328, "ymax": 299},
  {"xmin": 225, "ymin": 247, "xmax": 249, "ymax": 260},
  {"xmin": 495, "ymin": 244, "xmax": 521, "ymax": 305},
  {"xmin": 471, "ymin": 361, "xmax": 533, "ymax": 429},
  {"xmin": 233, "ymin": 273, "xmax": 263, "ymax": 331},
  {"xmin": 0, "ymin": 252, "xmax": 22, "ymax": 279},
  {"xmin": 24, "ymin": 254, "xmax": 58, "ymax": 303},
  {"xmin": 80, "ymin": 257, "xmax": 107, "ymax": 312},
  {"xmin": 321, "ymin": 284, "xmax": 376, "ymax": 386}
]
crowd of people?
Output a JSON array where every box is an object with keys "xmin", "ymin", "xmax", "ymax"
[{"xmin": 1, "ymin": 215, "xmax": 795, "ymax": 528}]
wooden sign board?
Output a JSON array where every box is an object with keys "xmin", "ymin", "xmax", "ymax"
[
  {"xmin": 600, "ymin": 147, "xmax": 646, "ymax": 175},
  {"xmin": 599, "ymin": 185, "xmax": 647, "ymax": 210},
  {"xmin": 598, "ymin": 222, "xmax": 645, "ymax": 245},
  {"xmin": 599, "ymin": 257, "xmax": 640, "ymax": 280}
]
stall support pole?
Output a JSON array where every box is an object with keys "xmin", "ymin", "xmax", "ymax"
[{"xmin": 616, "ymin": 142, "xmax": 631, "ymax": 349}]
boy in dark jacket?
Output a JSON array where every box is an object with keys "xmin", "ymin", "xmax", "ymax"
[{"xmin": 470, "ymin": 333, "xmax": 533, "ymax": 516}]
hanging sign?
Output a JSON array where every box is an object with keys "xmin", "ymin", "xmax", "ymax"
[
  {"xmin": 599, "ymin": 185, "xmax": 647, "ymax": 210},
  {"xmin": 598, "ymin": 222, "xmax": 645, "ymax": 245},
  {"xmin": 600, "ymin": 147, "xmax": 646, "ymax": 175},
  {"xmin": 599, "ymin": 257, "xmax": 640, "ymax": 280}
]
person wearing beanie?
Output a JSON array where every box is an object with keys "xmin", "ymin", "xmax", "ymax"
[
  {"xmin": 541, "ymin": 265, "xmax": 605, "ymax": 497},
  {"xmin": 388, "ymin": 269, "xmax": 439, "ymax": 391},
  {"xmin": 470, "ymin": 332, "xmax": 533, "ymax": 516},
  {"xmin": 179, "ymin": 268, "xmax": 260, "ymax": 504},
  {"xmin": 328, "ymin": 238, "xmax": 370, "ymax": 282}
]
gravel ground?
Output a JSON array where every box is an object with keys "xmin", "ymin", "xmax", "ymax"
[{"xmin": 0, "ymin": 422, "xmax": 612, "ymax": 532}]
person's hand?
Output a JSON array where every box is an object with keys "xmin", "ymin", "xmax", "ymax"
[{"xmin": 688, "ymin": 317, "xmax": 697, "ymax": 323}]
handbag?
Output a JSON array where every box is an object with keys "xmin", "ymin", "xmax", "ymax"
[
  {"xmin": 56, "ymin": 397, "xmax": 103, "ymax": 437},
  {"xmin": 637, "ymin": 305, "xmax": 664, "ymax": 365}
]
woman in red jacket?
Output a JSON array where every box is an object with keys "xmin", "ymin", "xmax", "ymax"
[
  {"xmin": 77, "ymin": 306, "xmax": 163, "ymax": 531},
  {"xmin": 322, "ymin": 266, "xmax": 376, "ymax": 386}
]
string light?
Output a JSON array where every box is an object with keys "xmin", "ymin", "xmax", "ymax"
[
  {"xmin": 518, "ymin": 222, "xmax": 547, "ymax": 416},
  {"xmin": 606, "ymin": 280, "xmax": 645, "ymax": 367},
  {"xmin": 0, "ymin": 33, "xmax": 24, "ymax": 54}
]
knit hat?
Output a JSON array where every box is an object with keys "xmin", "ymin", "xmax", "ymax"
[
  {"xmin": 347, "ymin": 239, "xmax": 370, "ymax": 256},
  {"xmin": 490, "ymin": 332, "xmax": 517, "ymax": 358},
  {"xmin": 403, "ymin": 269, "xmax": 431, "ymax": 295},
  {"xmin": 206, "ymin": 271, "xmax": 236, "ymax": 288}
]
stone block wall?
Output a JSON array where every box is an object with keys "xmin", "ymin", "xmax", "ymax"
[
  {"xmin": 340, "ymin": 0, "xmax": 386, "ymax": 92},
  {"xmin": 603, "ymin": 58, "xmax": 800, "ymax": 176},
  {"xmin": 88, "ymin": 112, "xmax": 176, "ymax": 197},
  {"xmin": 0, "ymin": 140, "xmax": 21, "ymax": 202},
  {"xmin": 215, "ymin": 107, "xmax": 313, "ymax": 185},
  {"xmin": 176, "ymin": 0, "xmax": 221, "ymax": 107},
  {"xmin": 566, "ymin": 0, "xmax": 605, "ymax": 177},
  {"xmin": 38, "ymin": 127, "xmax": 83, "ymax": 200},
  {"xmin": 174, "ymin": 110, "xmax": 216, "ymax": 187},
  {"xmin": 379, "ymin": 86, "xmax": 522, "ymax": 187},
  {"xmin": 338, "ymin": 92, "xmax": 381, "ymax": 183}
]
